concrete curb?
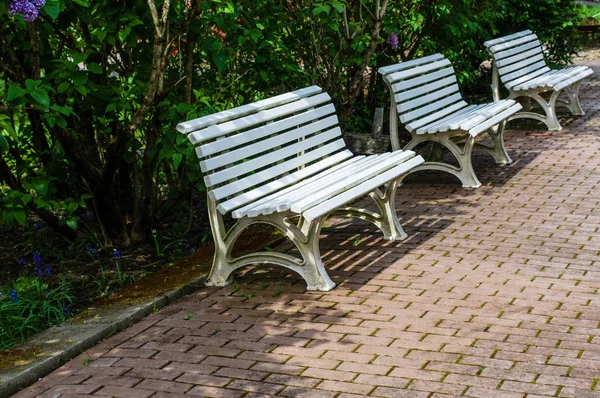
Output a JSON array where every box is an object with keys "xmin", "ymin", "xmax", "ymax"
[{"xmin": 0, "ymin": 273, "xmax": 207, "ymax": 398}]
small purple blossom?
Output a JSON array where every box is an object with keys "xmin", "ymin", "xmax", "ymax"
[
  {"xmin": 8, "ymin": 0, "xmax": 26, "ymax": 15},
  {"xmin": 19, "ymin": 257, "xmax": 26, "ymax": 265},
  {"xmin": 88, "ymin": 248, "xmax": 97, "ymax": 255},
  {"xmin": 20, "ymin": 1, "xmax": 39, "ymax": 22},
  {"xmin": 34, "ymin": 223, "xmax": 41, "ymax": 230},
  {"xmin": 30, "ymin": 0, "xmax": 45, "ymax": 8},
  {"xmin": 8, "ymin": 0, "xmax": 43, "ymax": 22},
  {"xmin": 387, "ymin": 32, "xmax": 399, "ymax": 49},
  {"xmin": 62, "ymin": 307, "xmax": 71, "ymax": 317},
  {"xmin": 8, "ymin": 290, "xmax": 18, "ymax": 303},
  {"xmin": 113, "ymin": 249, "xmax": 121, "ymax": 259}
]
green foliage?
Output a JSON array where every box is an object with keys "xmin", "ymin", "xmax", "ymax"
[
  {"xmin": 0, "ymin": 276, "xmax": 74, "ymax": 350},
  {"xmin": 493, "ymin": 0, "xmax": 581, "ymax": 67}
]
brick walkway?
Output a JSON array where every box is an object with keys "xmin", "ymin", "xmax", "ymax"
[{"xmin": 15, "ymin": 71, "xmax": 600, "ymax": 398}]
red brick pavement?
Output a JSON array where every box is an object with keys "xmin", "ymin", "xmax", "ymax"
[{"xmin": 14, "ymin": 71, "xmax": 600, "ymax": 397}]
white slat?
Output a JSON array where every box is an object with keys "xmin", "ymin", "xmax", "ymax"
[
  {"xmin": 406, "ymin": 101, "xmax": 469, "ymax": 132},
  {"xmin": 189, "ymin": 93, "xmax": 332, "ymax": 144},
  {"xmin": 220, "ymin": 150, "xmax": 353, "ymax": 216},
  {"xmin": 416, "ymin": 104, "xmax": 482, "ymax": 134},
  {"xmin": 483, "ymin": 30, "xmax": 533, "ymax": 48},
  {"xmin": 397, "ymin": 76, "xmax": 457, "ymax": 102},
  {"xmin": 197, "ymin": 104, "xmax": 336, "ymax": 158},
  {"xmin": 498, "ymin": 53, "xmax": 545, "ymax": 75},
  {"xmin": 200, "ymin": 115, "xmax": 338, "ymax": 172},
  {"xmin": 386, "ymin": 59, "xmax": 452, "ymax": 83},
  {"xmin": 496, "ymin": 47, "xmax": 543, "ymax": 69},
  {"xmin": 269, "ymin": 154, "xmax": 397, "ymax": 213},
  {"xmin": 210, "ymin": 139, "xmax": 347, "ymax": 202},
  {"xmin": 458, "ymin": 100, "xmax": 517, "ymax": 131},
  {"xmin": 486, "ymin": 32, "xmax": 537, "ymax": 53},
  {"xmin": 502, "ymin": 61, "xmax": 549, "ymax": 84},
  {"xmin": 397, "ymin": 84, "xmax": 460, "ymax": 113},
  {"xmin": 390, "ymin": 67, "xmax": 455, "ymax": 93},
  {"xmin": 468, "ymin": 103, "xmax": 523, "ymax": 136},
  {"xmin": 302, "ymin": 156, "xmax": 424, "ymax": 222},
  {"xmin": 494, "ymin": 40, "xmax": 542, "ymax": 61},
  {"xmin": 378, "ymin": 54, "xmax": 445, "ymax": 75},
  {"xmin": 504, "ymin": 67, "xmax": 549, "ymax": 89},
  {"xmin": 204, "ymin": 127, "xmax": 342, "ymax": 187},
  {"xmin": 176, "ymin": 86, "xmax": 322, "ymax": 134},
  {"xmin": 231, "ymin": 153, "xmax": 362, "ymax": 218},
  {"xmin": 289, "ymin": 152, "xmax": 416, "ymax": 214},
  {"xmin": 400, "ymin": 93, "xmax": 463, "ymax": 124},
  {"xmin": 553, "ymin": 67, "xmax": 593, "ymax": 91}
]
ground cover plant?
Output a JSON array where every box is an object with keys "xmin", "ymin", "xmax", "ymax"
[{"xmin": 0, "ymin": 0, "xmax": 585, "ymax": 349}]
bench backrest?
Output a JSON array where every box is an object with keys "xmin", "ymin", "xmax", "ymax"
[
  {"xmin": 176, "ymin": 86, "xmax": 353, "ymax": 216},
  {"xmin": 378, "ymin": 54, "xmax": 469, "ymax": 133},
  {"xmin": 483, "ymin": 30, "xmax": 550, "ymax": 89}
]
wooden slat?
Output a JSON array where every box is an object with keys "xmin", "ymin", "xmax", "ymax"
[
  {"xmin": 200, "ymin": 115, "xmax": 338, "ymax": 172},
  {"xmin": 483, "ymin": 30, "xmax": 533, "ymax": 48},
  {"xmin": 204, "ymin": 127, "xmax": 342, "ymax": 187},
  {"xmin": 400, "ymin": 93, "xmax": 463, "ymax": 124},
  {"xmin": 390, "ymin": 67, "xmax": 455, "ymax": 93},
  {"xmin": 230, "ymin": 152, "xmax": 360, "ymax": 218},
  {"xmin": 302, "ymin": 156, "xmax": 424, "ymax": 222},
  {"xmin": 397, "ymin": 84, "xmax": 460, "ymax": 113},
  {"xmin": 176, "ymin": 86, "xmax": 322, "ymax": 134},
  {"xmin": 386, "ymin": 59, "xmax": 452, "ymax": 84},
  {"xmin": 197, "ymin": 104, "xmax": 336, "ymax": 158},
  {"xmin": 188, "ymin": 93, "xmax": 332, "ymax": 144},
  {"xmin": 378, "ymin": 54, "xmax": 445, "ymax": 76}
]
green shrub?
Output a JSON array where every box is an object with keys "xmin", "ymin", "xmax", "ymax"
[{"xmin": 0, "ymin": 276, "xmax": 74, "ymax": 350}]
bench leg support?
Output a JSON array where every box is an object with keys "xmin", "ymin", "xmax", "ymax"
[
  {"xmin": 403, "ymin": 133, "xmax": 481, "ymax": 188},
  {"xmin": 205, "ymin": 200, "xmax": 335, "ymax": 291},
  {"xmin": 474, "ymin": 121, "xmax": 512, "ymax": 165},
  {"xmin": 561, "ymin": 81, "xmax": 584, "ymax": 116},
  {"xmin": 508, "ymin": 90, "xmax": 561, "ymax": 131},
  {"xmin": 334, "ymin": 178, "xmax": 407, "ymax": 241}
]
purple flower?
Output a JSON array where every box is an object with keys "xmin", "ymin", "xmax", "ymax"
[
  {"xmin": 20, "ymin": 1, "xmax": 39, "ymax": 22},
  {"xmin": 387, "ymin": 32, "xmax": 399, "ymax": 50},
  {"xmin": 30, "ymin": 0, "xmax": 45, "ymax": 8},
  {"xmin": 8, "ymin": 290, "xmax": 18, "ymax": 303},
  {"xmin": 62, "ymin": 307, "xmax": 71, "ymax": 317},
  {"xmin": 19, "ymin": 258, "xmax": 26, "ymax": 265},
  {"xmin": 88, "ymin": 248, "xmax": 97, "ymax": 255},
  {"xmin": 113, "ymin": 249, "xmax": 121, "ymax": 259},
  {"xmin": 33, "ymin": 252, "xmax": 43, "ymax": 265},
  {"xmin": 34, "ymin": 223, "xmax": 41, "ymax": 230},
  {"xmin": 8, "ymin": 0, "xmax": 26, "ymax": 15}
]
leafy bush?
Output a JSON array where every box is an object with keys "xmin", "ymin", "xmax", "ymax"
[{"xmin": 0, "ymin": 276, "xmax": 74, "ymax": 350}]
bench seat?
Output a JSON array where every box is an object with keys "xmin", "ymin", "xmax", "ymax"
[
  {"xmin": 379, "ymin": 54, "xmax": 522, "ymax": 188},
  {"xmin": 484, "ymin": 30, "xmax": 594, "ymax": 131},
  {"xmin": 178, "ymin": 86, "xmax": 424, "ymax": 291}
]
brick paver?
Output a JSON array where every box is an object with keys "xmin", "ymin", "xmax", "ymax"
[{"xmin": 14, "ymin": 70, "xmax": 600, "ymax": 397}]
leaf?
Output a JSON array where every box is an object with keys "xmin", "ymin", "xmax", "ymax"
[
  {"xmin": 211, "ymin": 53, "xmax": 228, "ymax": 71},
  {"xmin": 73, "ymin": 73, "xmax": 88, "ymax": 87},
  {"xmin": 72, "ymin": 0, "xmax": 90, "ymax": 7},
  {"xmin": 31, "ymin": 179, "xmax": 49, "ymax": 196},
  {"xmin": 7, "ymin": 86, "xmax": 27, "ymax": 101},
  {"xmin": 172, "ymin": 153, "xmax": 183, "ymax": 169},
  {"xmin": 118, "ymin": 26, "xmax": 132, "ymax": 43},
  {"xmin": 0, "ymin": 135, "xmax": 8, "ymax": 150},
  {"xmin": 43, "ymin": 0, "xmax": 61, "ymax": 19},
  {"xmin": 25, "ymin": 79, "xmax": 40, "ymax": 91},
  {"xmin": 57, "ymin": 81, "xmax": 70, "ymax": 93},
  {"xmin": 105, "ymin": 103, "xmax": 117, "ymax": 112},
  {"xmin": 21, "ymin": 194, "xmax": 32, "ymax": 205},
  {"xmin": 67, "ymin": 202, "xmax": 78, "ymax": 213},
  {"xmin": 66, "ymin": 218, "xmax": 78, "ymax": 230},
  {"xmin": 30, "ymin": 89, "xmax": 50, "ymax": 108},
  {"xmin": 87, "ymin": 63, "xmax": 103, "ymax": 74},
  {"xmin": 13, "ymin": 210, "xmax": 26, "ymax": 226}
]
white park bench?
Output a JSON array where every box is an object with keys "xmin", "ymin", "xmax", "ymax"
[
  {"xmin": 378, "ymin": 54, "xmax": 522, "ymax": 189},
  {"xmin": 177, "ymin": 86, "xmax": 424, "ymax": 291},
  {"xmin": 484, "ymin": 30, "xmax": 594, "ymax": 131}
]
